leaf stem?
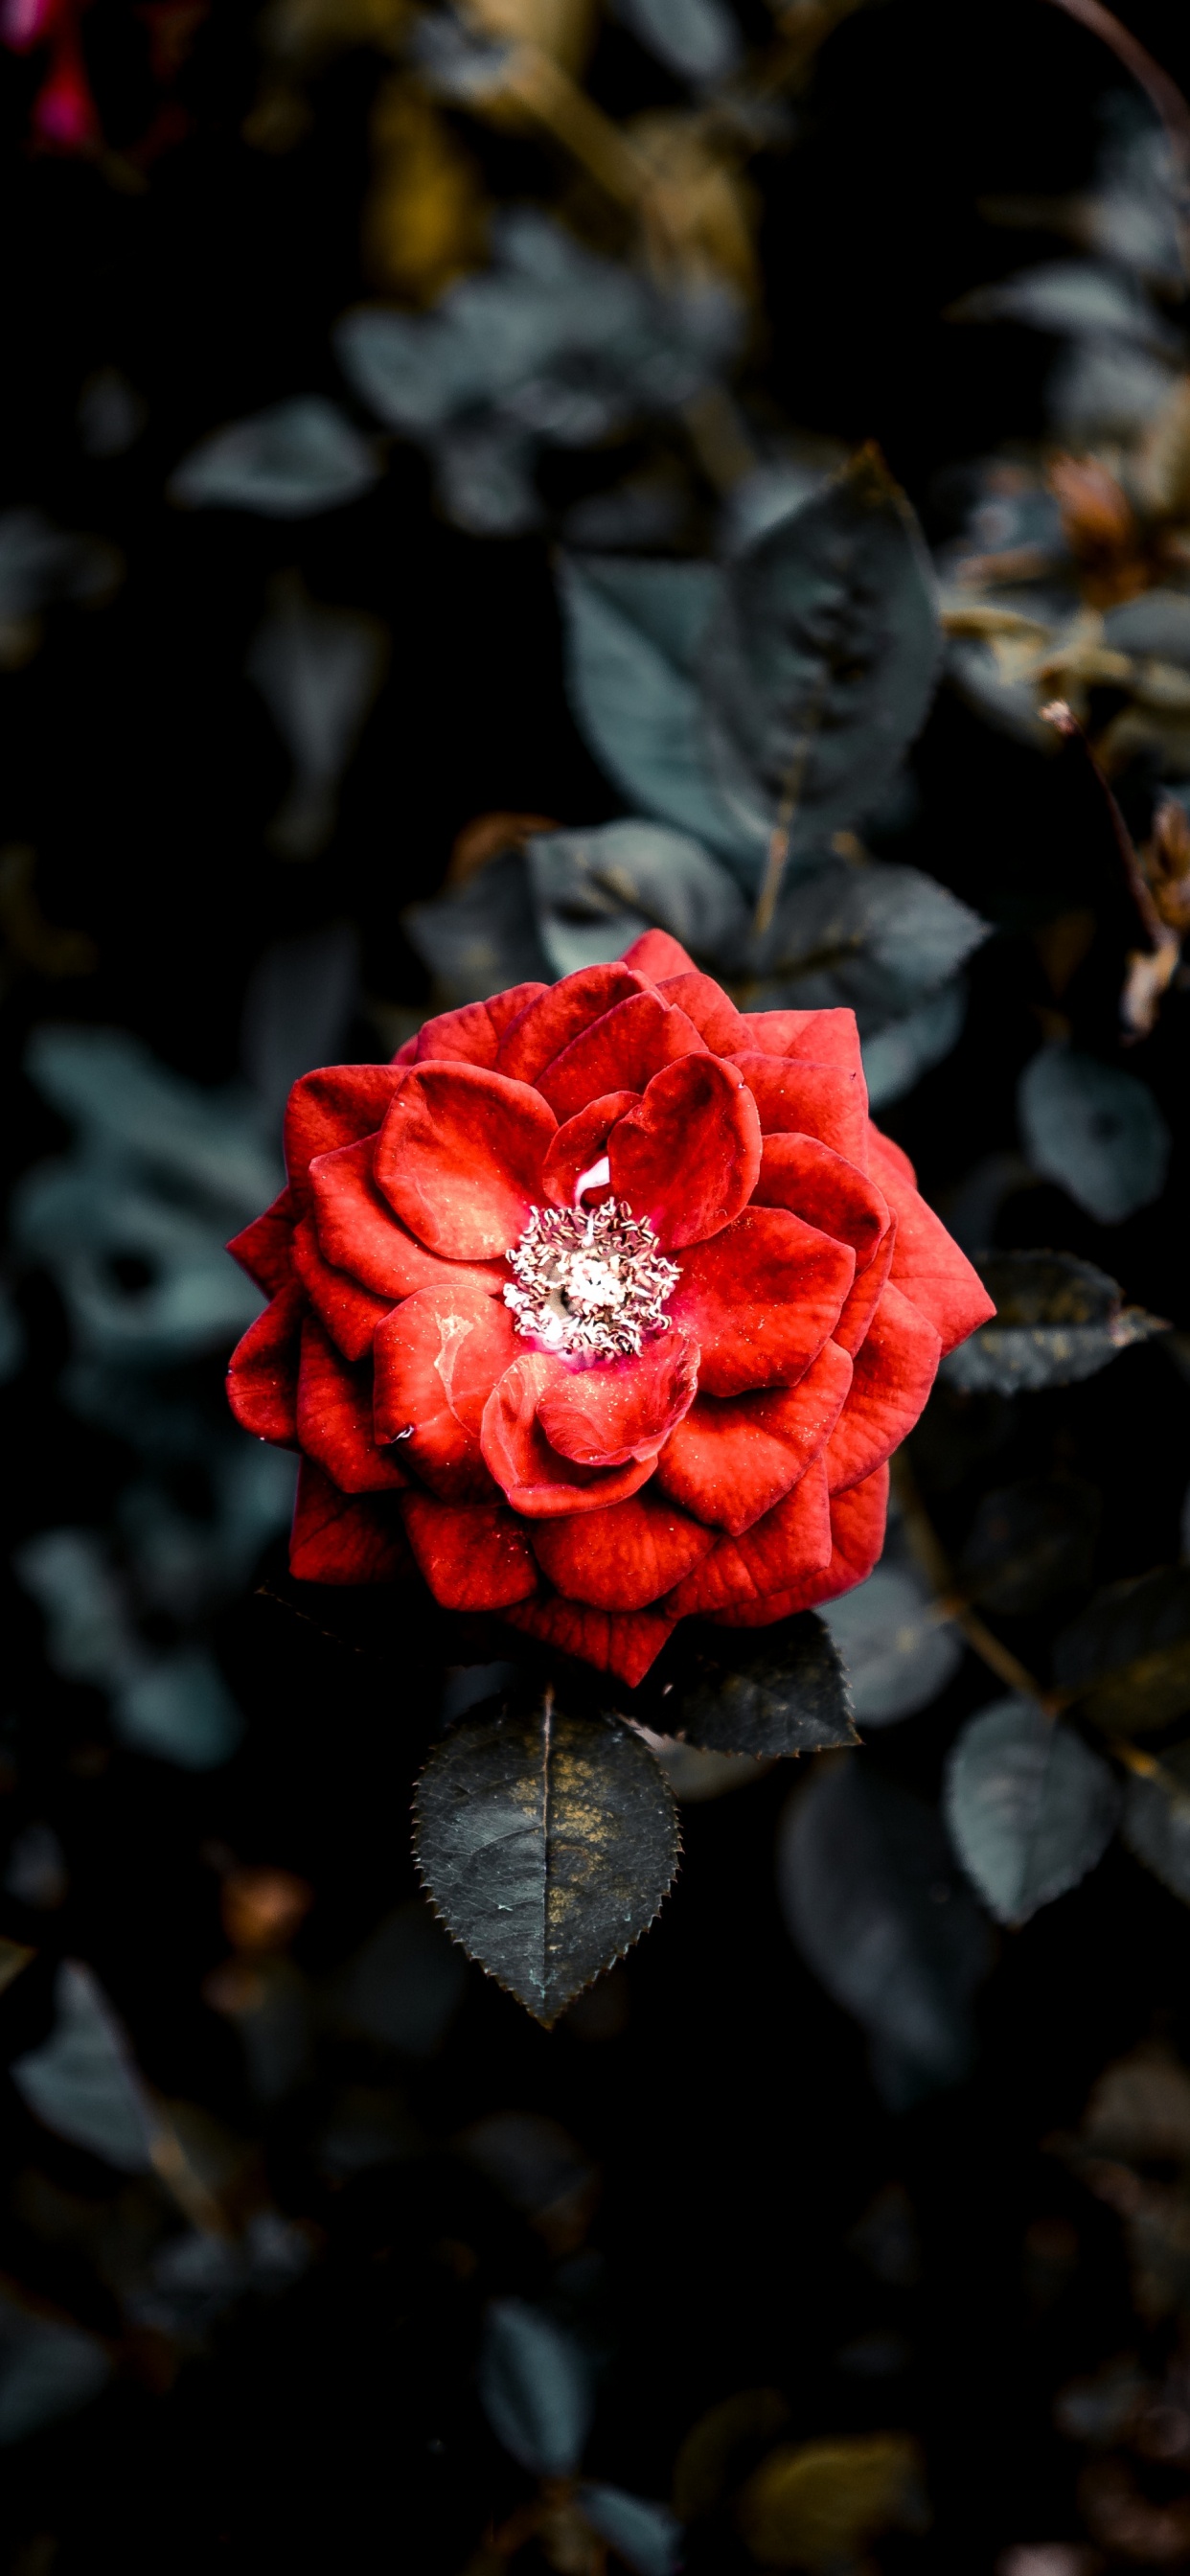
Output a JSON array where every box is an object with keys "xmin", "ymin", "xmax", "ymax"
[{"xmin": 751, "ymin": 673, "xmax": 829, "ymax": 940}]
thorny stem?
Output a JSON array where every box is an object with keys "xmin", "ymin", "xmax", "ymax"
[{"xmin": 1039, "ymin": 0, "xmax": 1190, "ymax": 280}]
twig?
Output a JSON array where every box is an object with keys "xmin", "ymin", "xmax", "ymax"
[{"xmin": 891, "ymin": 1453, "xmax": 1066, "ymax": 1714}]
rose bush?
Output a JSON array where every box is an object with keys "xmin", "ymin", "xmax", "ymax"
[{"xmin": 226, "ymin": 932, "xmax": 994, "ymax": 1685}]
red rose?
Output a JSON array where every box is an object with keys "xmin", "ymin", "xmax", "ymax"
[{"xmin": 226, "ymin": 932, "xmax": 994, "ymax": 1688}]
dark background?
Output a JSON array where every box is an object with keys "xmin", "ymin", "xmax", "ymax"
[{"xmin": 3, "ymin": 3, "xmax": 1190, "ymax": 2568}]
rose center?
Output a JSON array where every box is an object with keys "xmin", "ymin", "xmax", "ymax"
[{"xmin": 504, "ymin": 1198, "xmax": 680, "ymax": 1360}]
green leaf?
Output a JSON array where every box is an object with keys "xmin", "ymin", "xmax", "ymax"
[
  {"xmin": 1018, "ymin": 1046, "xmax": 1171, "ymax": 1225},
  {"xmin": 945, "ymin": 1697, "xmax": 1119, "ymax": 1927},
  {"xmin": 702, "ymin": 448, "xmax": 942, "ymax": 862},
  {"xmin": 523, "ymin": 819, "xmax": 750, "ymax": 979},
  {"xmin": 820, "ymin": 1562, "xmax": 963, "ymax": 1728},
  {"xmin": 1123, "ymin": 1743, "xmax": 1190, "ymax": 1902},
  {"xmin": 578, "ymin": 2483, "xmax": 683, "ymax": 2576},
  {"xmin": 168, "ymin": 398, "xmax": 380, "ymax": 518},
  {"xmin": 942, "ymin": 1251, "xmax": 1168, "ymax": 1395},
  {"xmin": 613, "ymin": 0, "xmax": 741, "ymax": 84},
  {"xmin": 662, "ymin": 1613, "xmax": 857, "ymax": 1758},
  {"xmin": 11, "ymin": 1960, "xmax": 157, "ymax": 2174},
  {"xmin": 861, "ymin": 978, "xmax": 968, "ymax": 1109},
  {"xmin": 403, "ymin": 848, "xmax": 551, "ymax": 1003},
  {"xmin": 0, "ymin": 2290, "xmax": 111, "ymax": 2447},
  {"xmin": 958, "ymin": 1474, "xmax": 1101, "ymax": 1616},
  {"xmin": 478, "ymin": 2297, "xmax": 593, "ymax": 2476},
  {"xmin": 413, "ymin": 1700, "xmax": 679, "ymax": 2022},
  {"xmin": 777, "ymin": 1759, "xmax": 992, "ymax": 2106},
  {"xmin": 747, "ymin": 855, "xmax": 988, "ymax": 1025},
  {"xmin": 330, "ymin": 1900, "xmax": 469, "ymax": 2056},
  {"xmin": 1054, "ymin": 1569, "xmax": 1190, "ymax": 1736}
]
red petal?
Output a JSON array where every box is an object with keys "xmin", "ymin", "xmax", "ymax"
[
  {"xmin": 730, "ymin": 1054, "xmax": 869, "ymax": 1165},
  {"xmin": 391, "ymin": 1034, "xmax": 422, "ymax": 1067},
  {"xmin": 285, "ymin": 1066, "xmax": 408, "ymax": 1207},
  {"xmin": 289, "ymin": 1461, "xmax": 411, "ymax": 1584},
  {"xmin": 226, "ymin": 1280, "xmax": 303, "ymax": 1443},
  {"xmin": 867, "ymin": 1126, "xmax": 996, "ymax": 1355},
  {"xmin": 400, "ymin": 1492, "xmax": 538, "ymax": 1610},
  {"xmin": 412, "ymin": 982, "xmax": 549, "ymax": 1069},
  {"xmin": 374, "ymin": 1064, "xmax": 556, "ymax": 1260},
  {"xmin": 869, "ymin": 1125, "xmax": 916, "ymax": 1186},
  {"xmin": 537, "ymin": 1332, "xmax": 698, "ymax": 1466},
  {"xmin": 309, "ymin": 1137, "xmax": 506, "ymax": 1302},
  {"xmin": 669, "ymin": 1207, "xmax": 854, "ymax": 1398},
  {"xmin": 735, "ymin": 1008, "xmax": 866, "ymax": 1078},
  {"xmin": 711, "ymin": 1463, "xmax": 889, "ymax": 1624},
  {"xmin": 654, "ymin": 970, "xmax": 747, "ymax": 1052},
  {"xmin": 503, "ymin": 1596, "xmax": 676, "ymax": 1687},
  {"xmin": 835, "ymin": 1221, "xmax": 896, "ymax": 1358},
  {"xmin": 754, "ymin": 1132, "xmax": 888, "ymax": 1263},
  {"xmin": 654, "ymin": 1339, "xmax": 852, "ymax": 1534},
  {"xmin": 296, "ymin": 1316, "xmax": 408, "ymax": 1494},
  {"xmin": 538, "ymin": 992, "xmax": 709, "ymax": 1121},
  {"xmin": 373, "ymin": 1282, "xmax": 517, "ymax": 1502},
  {"xmin": 530, "ymin": 1488, "xmax": 715, "ymax": 1611},
  {"xmin": 620, "ymin": 930, "xmax": 696, "ymax": 980},
  {"xmin": 541, "ymin": 1092, "xmax": 638, "ymax": 1210},
  {"xmin": 608, "ymin": 1055, "xmax": 761, "ymax": 1250},
  {"xmin": 291, "ymin": 1215, "xmax": 392, "ymax": 1361},
  {"xmin": 495, "ymin": 963, "xmax": 648, "ymax": 1086},
  {"xmin": 227, "ymin": 1188, "xmax": 296, "ymax": 1295},
  {"xmin": 663, "ymin": 1458, "xmax": 833, "ymax": 1616},
  {"xmin": 481, "ymin": 1354, "xmax": 658, "ymax": 1517},
  {"xmin": 825, "ymin": 1281, "xmax": 941, "ymax": 1493}
]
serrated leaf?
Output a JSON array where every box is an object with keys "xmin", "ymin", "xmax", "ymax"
[
  {"xmin": 11, "ymin": 1960, "xmax": 157, "ymax": 2174},
  {"xmin": 578, "ymin": 2483, "xmax": 683, "ymax": 2576},
  {"xmin": 736, "ymin": 2431, "xmax": 927, "ymax": 2570},
  {"xmin": 478, "ymin": 2297, "xmax": 593, "ymax": 2475},
  {"xmin": 668, "ymin": 1613, "xmax": 857, "ymax": 1758},
  {"xmin": 701, "ymin": 448, "xmax": 942, "ymax": 862},
  {"xmin": 777, "ymin": 1759, "xmax": 991, "ymax": 2105},
  {"xmin": 558, "ymin": 554, "xmax": 757, "ymax": 866},
  {"xmin": 1018, "ymin": 1046, "xmax": 1171, "ymax": 1225},
  {"xmin": 958, "ymin": 1474, "xmax": 1101, "ymax": 1616},
  {"xmin": 861, "ymin": 976, "xmax": 968, "ymax": 1108},
  {"xmin": 942, "ymin": 1251, "xmax": 1168, "ymax": 1394},
  {"xmin": 1123, "ymin": 1744, "xmax": 1190, "ymax": 1902},
  {"xmin": 820, "ymin": 1564, "xmax": 963, "ymax": 1728},
  {"xmin": 1055, "ymin": 1569, "xmax": 1190, "ymax": 1736},
  {"xmin": 945, "ymin": 1697, "xmax": 1119, "ymax": 1927},
  {"xmin": 523, "ymin": 819, "xmax": 749, "ymax": 979},
  {"xmin": 169, "ymin": 398, "xmax": 379, "ymax": 518},
  {"xmin": 747, "ymin": 855, "xmax": 988, "ymax": 1025},
  {"xmin": 413, "ymin": 1701, "xmax": 679, "ymax": 2022}
]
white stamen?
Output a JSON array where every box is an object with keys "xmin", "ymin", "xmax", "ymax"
[
  {"xmin": 503, "ymin": 1199, "xmax": 679, "ymax": 1360},
  {"xmin": 573, "ymin": 1155, "xmax": 610, "ymax": 1208}
]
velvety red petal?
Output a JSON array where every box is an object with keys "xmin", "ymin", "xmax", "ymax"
[
  {"xmin": 503, "ymin": 1596, "xmax": 676, "ymax": 1688},
  {"xmin": 412, "ymin": 982, "xmax": 549, "ymax": 1068},
  {"xmin": 374, "ymin": 1065, "xmax": 556, "ymax": 1260},
  {"xmin": 495, "ymin": 963, "xmax": 648, "ymax": 1086},
  {"xmin": 226, "ymin": 1280, "xmax": 303, "ymax": 1444},
  {"xmin": 620, "ymin": 930, "xmax": 696, "ymax": 980},
  {"xmin": 391, "ymin": 1034, "xmax": 422, "ymax": 1067},
  {"xmin": 541, "ymin": 1092, "xmax": 638, "ymax": 1210},
  {"xmin": 654, "ymin": 1339, "xmax": 852, "ymax": 1535},
  {"xmin": 607, "ymin": 1054, "xmax": 761, "ymax": 1250},
  {"xmin": 309, "ymin": 1137, "xmax": 506, "ymax": 1302},
  {"xmin": 285, "ymin": 1066, "xmax": 408, "ymax": 1207},
  {"xmin": 654, "ymin": 970, "xmax": 747, "ymax": 1053},
  {"xmin": 824, "ymin": 1281, "xmax": 941, "ymax": 1494},
  {"xmin": 869, "ymin": 1126, "xmax": 915, "ymax": 1186},
  {"xmin": 373, "ymin": 1282, "xmax": 517, "ymax": 1502},
  {"xmin": 400, "ymin": 1491, "xmax": 538, "ymax": 1610},
  {"xmin": 291, "ymin": 1215, "xmax": 392, "ymax": 1362},
  {"xmin": 835, "ymin": 1222, "xmax": 896, "ymax": 1358},
  {"xmin": 227, "ymin": 1187, "xmax": 296, "ymax": 1294},
  {"xmin": 289, "ymin": 1461, "xmax": 412, "ymax": 1584},
  {"xmin": 663, "ymin": 1457, "xmax": 833, "ymax": 1616},
  {"xmin": 668, "ymin": 1207, "xmax": 855, "ymax": 1398},
  {"xmin": 754, "ymin": 1132, "xmax": 888, "ymax": 1263},
  {"xmin": 296, "ymin": 1316, "xmax": 408, "ymax": 1494},
  {"xmin": 867, "ymin": 1126, "xmax": 996, "ymax": 1355},
  {"xmin": 735, "ymin": 1008, "xmax": 866, "ymax": 1079},
  {"xmin": 730, "ymin": 1054, "xmax": 869, "ymax": 1166},
  {"xmin": 530, "ymin": 1488, "xmax": 715, "ymax": 1612},
  {"xmin": 537, "ymin": 1331, "xmax": 698, "ymax": 1467},
  {"xmin": 480, "ymin": 1354, "xmax": 658, "ymax": 1518},
  {"xmin": 538, "ymin": 991, "xmax": 709, "ymax": 1121},
  {"xmin": 711, "ymin": 1462, "xmax": 889, "ymax": 1624}
]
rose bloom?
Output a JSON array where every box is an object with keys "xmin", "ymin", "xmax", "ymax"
[{"xmin": 226, "ymin": 936, "xmax": 994, "ymax": 1687}]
